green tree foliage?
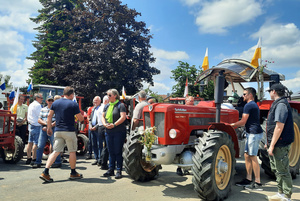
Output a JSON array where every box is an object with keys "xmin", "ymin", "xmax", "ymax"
[
  {"xmin": 170, "ymin": 61, "xmax": 200, "ymax": 97},
  {"xmin": 28, "ymin": 0, "xmax": 79, "ymax": 85},
  {"xmin": 0, "ymin": 74, "xmax": 13, "ymax": 88},
  {"xmin": 198, "ymin": 79, "xmax": 214, "ymax": 100},
  {"xmin": 170, "ymin": 61, "xmax": 214, "ymax": 100},
  {"xmin": 144, "ymin": 87, "xmax": 163, "ymax": 103}
]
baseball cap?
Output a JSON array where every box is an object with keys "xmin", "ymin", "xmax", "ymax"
[
  {"xmin": 47, "ymin": 96, "xmax": 54, "ymax": 101},
  {"xmin": 267, "ymin": 83, "xmax": 285, "ymax": 92}
]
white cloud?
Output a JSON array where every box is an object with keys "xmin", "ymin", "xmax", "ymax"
[
  {"xmin": 152, "ymin": 48, "xmax": 189, "ymax": 60},
  {"xmin": 146, "ymin": 82, "xmax": 171, "ymax": 95},
  {"xmin": 282, "ymin": 71, "xmax": 300, "ymax": 94},
  {"xmin": 0, "ymin": 30, "xmax": 25, "ymax": 70},
  {"xmin": 0, "ymin": 0, "xmax": 41, "ymax": 33},
  {"xmin": 2, "ymin": 59, "xmax": 33, "ymax": 87},
  {"xmin": 146, "ymin": 48, "xmax": 190, "ymax": 94},
  {"xmin": 180, "ymin": 0, "xmax": 202, "ymax": 6},
  {"xmin": 250, "ymin": 21, "xmax": 300, "ymax": 67},
  {"xmin": 231, "ymin": 20, "xmax": 300, "ymax": 68},
  {"xmin": 193, "ymin": 0, "xmax": 263, "ymax": 34},
  {"xmin": 0, "ymin": 0, "xmax": 42, "ymax": 87}
]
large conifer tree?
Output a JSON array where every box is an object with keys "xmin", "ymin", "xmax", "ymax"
[
  {"xmin": 29, "ymin": 0, "xmax": 160, "ymax": 104},
  {"xmin": 28, "ymin": 0, "xmax": 79, "ymax": 84}
]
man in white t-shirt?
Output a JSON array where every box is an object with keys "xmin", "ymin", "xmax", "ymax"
[{"xmin": 26, "ymin": 93, "xmax": 43, "ymax": 165}]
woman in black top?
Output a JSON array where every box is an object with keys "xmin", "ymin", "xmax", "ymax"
[{"xmin": 102, "ymin": 89, "xmax": 126, "ymax": 179}]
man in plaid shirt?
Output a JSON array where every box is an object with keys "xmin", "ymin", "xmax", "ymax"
[{"xmin": 32, "ymin": 96, "xmax": 61, "ymax": 168}]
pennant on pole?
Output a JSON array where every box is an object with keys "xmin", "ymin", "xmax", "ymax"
[
  {"xmin": 183, "ymin": 78, "xmax": 188, "ymax": 97},
  {"xmin": 0, "ymin": 77, "xmax": 6, "ymax": 90},
  {"xmin": 122, "ymin": 86, "xmax": 127, "ymax": 99},
  {"xmin": 27, "ymin": 80, "xmax": 33, "ymax": 92},
  {"xmin": 202, "ymin": 48, "xmax": 209, "ymax": 71},
  {"xmin": 12, "ymin": 87, "xmax": 20, "ymax": 114},
  {"xmin": 9, "ymin": 86, "xmax": 15, "ymax": 100},
  {"xmin": 250, "ymin": 38, "xmax": 261, "ymax": 68},
  {"xmin": 73, "ymin": 93, "xmax": 77, "ymax": 103}
]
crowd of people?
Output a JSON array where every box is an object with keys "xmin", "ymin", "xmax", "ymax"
[{"xmin": 8, "ymin": 84, "xmax": 295, "ymax": 200}]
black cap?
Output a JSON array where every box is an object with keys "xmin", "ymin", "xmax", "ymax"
[{"xmin": 267, "ymin": 83, "xmax": 286, "ymax": 92}]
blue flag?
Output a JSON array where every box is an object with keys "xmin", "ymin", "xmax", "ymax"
[
  {"xmin": 0, "ymin": 77, "xmax": 5, "ymax": 90},
  {"xmin": 27, "ymin": 80, "xmax": 33, "ymax": 92},
  {"xmin": 9, "ymin": 87, "xmax": 15, "ymax": 100}
]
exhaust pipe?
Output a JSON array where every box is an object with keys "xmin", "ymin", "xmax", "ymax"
[{"xmin": 214, "ymin": 70, "xmax": 225, "ymax": 123}]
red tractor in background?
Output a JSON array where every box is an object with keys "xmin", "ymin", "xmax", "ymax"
[
  {"xmin": 0, "ymin": 110, "xmax": 24, "ymax": 163},
  {"xmin": 123, "ymin": 59, "xmax": 300, "ymax": 201},
  {"xmin": 168, "ymin": 97, "xmax": 204, "ymax": 105}
]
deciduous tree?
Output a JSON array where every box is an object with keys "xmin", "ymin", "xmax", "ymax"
[{"xmin": 170, "ymin": 61, "xmax": 214, "ymax": 100}]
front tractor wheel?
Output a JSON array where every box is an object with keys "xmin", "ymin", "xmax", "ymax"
[
  {"xmin": 0, "ymin": 136, "xmax": 24, "ymax": 164},
  {"xmin": 192, "ymin": 131, "xmax": 236, "ymax": 201},
  {"xmin": 123, "ymin": 127, "xmax": 159, "ymax": 182}
]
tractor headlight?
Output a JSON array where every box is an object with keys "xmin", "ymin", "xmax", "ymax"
[{"xmin": 169, "ymin": 129, "xmax": 178, "ymax": 139}]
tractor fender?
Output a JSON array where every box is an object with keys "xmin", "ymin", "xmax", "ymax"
[{"xmin": 208, "ymin": 123, "xmax": 239, "ymax": 158}]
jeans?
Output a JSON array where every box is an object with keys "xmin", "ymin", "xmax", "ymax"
[
  {"xmin": 36, "ymin": 128, "xmax": 61, "ymax": 164},
  {"xmin": 245, "ymin": 132, "xmax": 263, "ymax": 156},
  {"xmin": 88, "ymin": 129, "xmax": 93, "ymax": 156},
  {"xmin": 105, "ymin": 130, "xmax": 126, "ymax": 171},
  {"xmin": 28, "ymin": 125, "xmax": 41, "ymax": 144},
  {"xmin": 91, "ymin": 127, "xmax": 104, "ymax": 162}
]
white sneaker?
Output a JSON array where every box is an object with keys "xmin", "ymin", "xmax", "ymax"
[{"xmin": 267, "ymin": 193, "xmax": 284, "ymax": 201}]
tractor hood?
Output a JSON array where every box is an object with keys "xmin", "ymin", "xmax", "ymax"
[{"xmin": 196, "ymin": 59, "xmax": 285, "ymax": 83}]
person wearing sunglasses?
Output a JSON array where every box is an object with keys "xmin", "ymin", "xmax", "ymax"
[
  {"xmin": 231, "ymin": 87, "xmax": 263, "ymax": 191},
  {"xmin": 266, "ymin": 83, "xmax": 294, "ymax": 201},
  {"xmin": 102, "ymin": 89, "xmax": 126, "ymax": 179}
]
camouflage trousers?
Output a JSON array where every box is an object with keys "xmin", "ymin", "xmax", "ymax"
[{"xmin": 269, "ymin": 145, "xmax": 293, "ymax": 198}]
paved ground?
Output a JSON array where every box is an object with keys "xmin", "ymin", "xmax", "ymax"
[{"xmin": 0, "ymin": 153, "xmax": 300, "ymax": 201}]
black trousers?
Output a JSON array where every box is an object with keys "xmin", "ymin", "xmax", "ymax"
[{"xmin": 15, "ymin": 124, "xmax": 27, "ymax": 144}]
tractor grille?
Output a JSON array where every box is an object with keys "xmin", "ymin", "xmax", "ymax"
[
  {"xmin": 154, "ymin": 112, "xmax": 165, "ymax": 138},
  {"xmin": 144, "ymin": 112, "xmax": 151, "ymax": 128},
  {"xmin": 144, "ymin": 112, "xmax": 165, "ymax": 138}
]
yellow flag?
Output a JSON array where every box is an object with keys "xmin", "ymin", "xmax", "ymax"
[
  {"xmin": 12, "ymin": 87, "xmax": 20, "ymax": 114},
  {"xmin": 122, "ymin": 86, "xmax": 126, "ymax": 99},
  {"xmin": 250, "ymin": 38, "xmax": 261, "ymax": 68},
  {"xmin": 202, "ymin": 48, "xmax": 209, "ymax": 71}
]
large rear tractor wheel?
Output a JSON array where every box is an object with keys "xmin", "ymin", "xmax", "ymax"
[
  {"xmin": 76, "ymin": 134, "xmax": 89, "ymax": 155},
  {"xmin": 0, "ymin": 136, "xmax": 24, "ymax": 164},
  {"xmin": 192, "ymin": 131, "xmax": 235, "ymax": 201},
  {"xmin": 259, "ymin": 109, "xmax": 300, "ymax": 179},
  {"xmin": 123, "ymin": 127, "xmax": 159, "ymax": 182}
]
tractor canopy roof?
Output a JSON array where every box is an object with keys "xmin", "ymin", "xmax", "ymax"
[{"xmin": 196, "ymin": 59, "xmax": 285, "ymax": 83}]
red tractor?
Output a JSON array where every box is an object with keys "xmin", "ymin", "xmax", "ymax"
[
  {"xmin": 123, "ymin": 59, "xmax": 300, "ymax": 201},
  {"xmin": 0, "ymin": 110, "xmax": 24, "ymax": 163}
]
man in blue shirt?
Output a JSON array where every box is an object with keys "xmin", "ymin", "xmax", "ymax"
[
  {"xmin": 231, "ymin": 87, "xmax": 263, "ymax": 190},
  {"xmin": 39, "ymin": 86, "xmax": 84, "ymax": 183}
]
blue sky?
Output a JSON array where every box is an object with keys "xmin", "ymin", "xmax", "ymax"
[{"xmin": 1, "ymin": 0, "xmax": 300, "ymax": 96}]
